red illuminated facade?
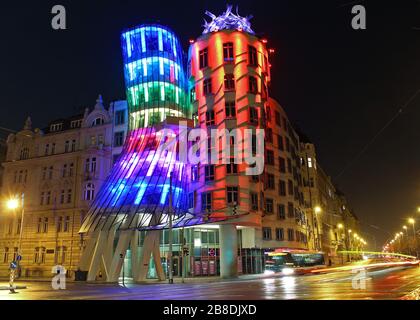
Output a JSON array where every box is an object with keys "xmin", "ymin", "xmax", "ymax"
[{"xmin": 187, "ymin": 28, "xmax": 311, "ymax": 259}]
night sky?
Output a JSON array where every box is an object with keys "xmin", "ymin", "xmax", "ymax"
[{"xmin": 0, "ymin": 0, "xmax": 419, "ymax": 248}]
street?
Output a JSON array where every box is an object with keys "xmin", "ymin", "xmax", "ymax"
[{"xmin": 1, "ymin": 265, "xmax": 419, "ymax": 300}]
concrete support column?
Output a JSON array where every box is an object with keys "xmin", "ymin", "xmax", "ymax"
[{"xmin": 219, "ymin": 224, "xmax": 238, "ymax": 279}]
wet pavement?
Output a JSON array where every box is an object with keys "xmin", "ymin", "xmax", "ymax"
[{"xmin": 0, "ymin": 265, "xmax": 419, "ymax": 300}]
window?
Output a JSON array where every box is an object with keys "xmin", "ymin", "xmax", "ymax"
[
  {"xmin": 16, "ymin": 219, "xmax": 21, "ymax": 235},
  {"xmin": 20, "ymin": 147, "xmax": 29, "ymax": 160},
  {"xmin": 287, "ymin": 158, "xmax": 292, "ymax": 173},
  {"xmin": 44, "ymin": 144, "xmax": 49, "ymax": 156},
  {"xmin": 90, "ymin": 136, "xmax": 96, "ymax": 146},
  {"xmin": 69, "ymin": 163, "xmax": 74, "ymax": 177},
  {"xmin": 227, "ymin": 186, "xmax": 239, "ymax": 205},
  {"xmin": 50, "ymin": 123, "xmax": 63, "ymax": 132},
  {"xmin": 308, "ymin": 157, "xmax": 313, "ymax": 168},
  {"xmin": 203, "ymin": 78, "xmax": 212, "ymax": 95},
  {"xmin": 266, "ymin": 128, "xmax": 273, "ymax": 143},
  {"xmin": 12, "ymin": 247, "xmax": 18, "ymax": 261},
  {"xmin": 56, "ymin": 246, "xmax": 67, "ymax": 264},
  {"xmin": 85, "ymin": 157, "xmax": 97, "ymax": 173},
  {"xmin": 92, "ymin": 117, "xmax": 104, "ymax": 126},
  {"xmin": 266, "ymin": 150, "xmax": 274, "ymax": 165},
  {"xmin": 262, "ymin": 227, "xmax": 272, "ymax": 240},
  {"xmin": 67, "ymin": 189, "xmax": 72, "ymax": 203},
  {"xmin": 43, "ymin": 217, "xmax": 48, "ymax": 233},
  {"xmin": 191, "ymin": 165, "xmax": 199, "ymax": 182},
  {"xmin": 248, "ymin": 45, "xmax": 258, "ymax": 66},
  {"xmin": 224, "ymin": 74, "xmax": 235, "ymax": 91},
  {"xmin": 251, "ymin": 192, "xmax": 258, "ymax": 211},
  {"xmin": 226, "ymin": 158, "xmax": 238, "ymax": 175},
  {"xmin": 225, "ymin": 101, "xmax": 236, "ymax": 118},
  {"xmin": 57, "ymin": 216, "xmax": 63, "ymax": 232},
  {"xmin": 278, "ymin": 136, "xmax": 284, "ymax": 151},
  {"xmin": 205, "ymin": 110, "xmax": 215, "ymax": 126},
  {"xmin": 115, "ymin": 110, "xmax": 125, "ymax": 125},
  {"xmin": 60, "ymin": 190, "xmax": 65, "ymax": 204},
  {"xmin": 279, "ymin": 180, "xmax": 286, "ymax": 196},
  {"xmin": 249, "ymin": 76, "xmax": 258, "ymax": 93},
  {"xmin": 188, "ymin": 192, "xmax": 195, "ymax": 209},
  {"xmin": 265, "ymin": 198, "xmax": 274, "ymax": 214},
  {"xmin": 288, "ymin": 229, "xmax": 295, "ymax": 241},
  {"xmin": 205, "ymin": 165, "xmax": 215, "ymax": 181},
  {"xmin": 51, "ymin": 143, "xmax": 56, "ymax": 154},
  {"xmin": 71, "ymin": 139, "xmax": 76, "ymax": 152},
  {"xmin": 223, "ymin": 42, "xmax": 234, "ymax": 62},
  {"xmin": 45, "ymin": 191, "xmax": 51, "ymax": 205},
  {"xmin": 286, "ymin": 137, "xmax": 290, "ymax": 152},
  {"xmin": 309, "ymin": 177, "xmax": 314, "ymax": 188},
  {"xmin": 249, "ymin": 107, "xmax": 258, "ymax": 124},
  {"xmin": 70, "ymin": 120, "xmax": 82, "ymax": 128},
  {"xmin": 64, "ymin": 216, "xmax": 70, "ymax": 232},
  {"xmin": 114, "ymin": 131, "xmax": 125, "ymax": 147},
  {"xmin": 275, "ymin": 111, "xmax": 281, "ymax": 126},
  {"xmin": 287, "ymin": 202, "xmax": 294, "ymax": 218},
  {"xmin": 265, "ymin": 106, "xmax": 272, "ymax": 123},
  {"xmin": 37, "ymin": 218, "xmax": 42, "ymax": 233},
  {"xmin": 288, "ymin": 180, "xmax": 294, "ymax": 196},
  {"xmin": 199, "ymin": 48, "xmax": 208, "ymax": 69},
  {"xmin": 84, "ymin": 183, "xmax": 95, "ymax": 200},
  {"xmin": 279, "ymin": 157, "xmax": 286, "ymax": 173},
  {"xmin": 276, "ymin": 228, "xmax": 284, "ymax": 241},
  {"xmin": 266, "ymin": 174, "xmax": 275, "ymax": 190},
  {"xmin": 278, "ymin": 204, "xmax": 286, "ymax": 220},
  {"xmin": 62, "ymin": 164, "xmax": 67, "ymax": 178},
  {"xmin": 201, "ymin": 192, "xmax": 212, "ymax": 211},
  {"xmin": 34, "ymin": 247, "xmax": 46, "ymax": 264},
  {"xmin": 3, "ymin": 247, "xmax": 9, "ymax": 263},
  {"xmin": 48, "ymin": 166, "xmax": 53, "ymax": 180},
  {"xmin": 65, "ymin": 140, "xmax": 70, "ymax": 153},
  {"xmin": 190, "ymin": 88, "xmax": 196, "ymax": 103}
]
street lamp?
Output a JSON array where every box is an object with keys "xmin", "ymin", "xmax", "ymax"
[
  {"xmin": 6, "ymin": 195, "xmax": 25, "ymax": 261},
  {"xmin": 5, "ymin": 194, "xmax": 25, "ymax": 290},
  {"xmin": 408, "ymin": 218, "xmax": 416, "ymax": 236},
  {"xmin": 313, "ymin": 206, "xmax": 322, "ymax": 251}
]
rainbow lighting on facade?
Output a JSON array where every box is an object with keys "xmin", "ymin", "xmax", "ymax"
[
  {"xmin": 121, "ymin": 25, "xmax": 189, "ymax": 128},
  {"xmin": 80, "ymin": 24, "xmax": 198, "ymax": 235}
]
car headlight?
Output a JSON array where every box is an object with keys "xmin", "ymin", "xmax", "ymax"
[
  {"xmin": 282, "ymin": 268, "xmax": 295, "ymax": 275},
  {"xmin": 264, "ymin": 270, "xmax": 275, "ymax": 275}
]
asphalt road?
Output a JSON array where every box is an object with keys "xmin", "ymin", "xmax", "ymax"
[{"xmin": 0, "ymin": 265, "xmax": 419, "ymax": 300}]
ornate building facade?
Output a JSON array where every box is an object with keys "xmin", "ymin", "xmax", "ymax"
[{"xmin": 0, "ymin": 97, "xmax": 128, "ymax": 278}]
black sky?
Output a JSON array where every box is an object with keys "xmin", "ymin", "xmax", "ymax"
[{"xmin": 0, "ymin": 0, "xmax": 419, "ymax": 248}]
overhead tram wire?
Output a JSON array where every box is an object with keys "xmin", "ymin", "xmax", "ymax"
[{"xmin": 335, "ymin": 87, "xmax": 420, "ymax": 180}]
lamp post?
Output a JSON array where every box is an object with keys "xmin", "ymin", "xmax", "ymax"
[
  {"xmin": 314, "ymin": 206, "xmax": 322, "ymax": 251},
  {"xmin": 6, "ymin": 193, "xmax": 25, "ymax": 277},
  {"xmin": 408, "ymin": 218, "xmax": 417, "ymax": 257}
]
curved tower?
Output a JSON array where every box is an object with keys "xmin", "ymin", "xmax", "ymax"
[
  {"xmin": 78, "ymin": 24, "xmax": 194, "ymax": 282},
  {"xmin": 121, "ymin": 24, "xmax": 189, "ymax": 128},
  {"xmin": 186, "ymin": 8, "xmax": 271, "ymax": 278}
]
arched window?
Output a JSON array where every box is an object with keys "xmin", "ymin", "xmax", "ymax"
[
  {"xmin": 84, "ymin": 183, "xmax": 95, "ymax": 201},
  {"xmin": 91, "ymin": 117, "xmax": 104, "ymax": 127}
]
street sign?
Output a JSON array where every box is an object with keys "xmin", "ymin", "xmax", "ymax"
[
  {"xmin": 10, "ymin": 261, "xmax": 17, "ymax": 270},
  {"xmin": 16, "ymin": 255, "xmax": 22, "ymax": 261}
]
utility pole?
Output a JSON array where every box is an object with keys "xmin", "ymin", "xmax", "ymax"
[{"xmin": 168, "ymin": 172, "xmax": 174, "ymax": 284}]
